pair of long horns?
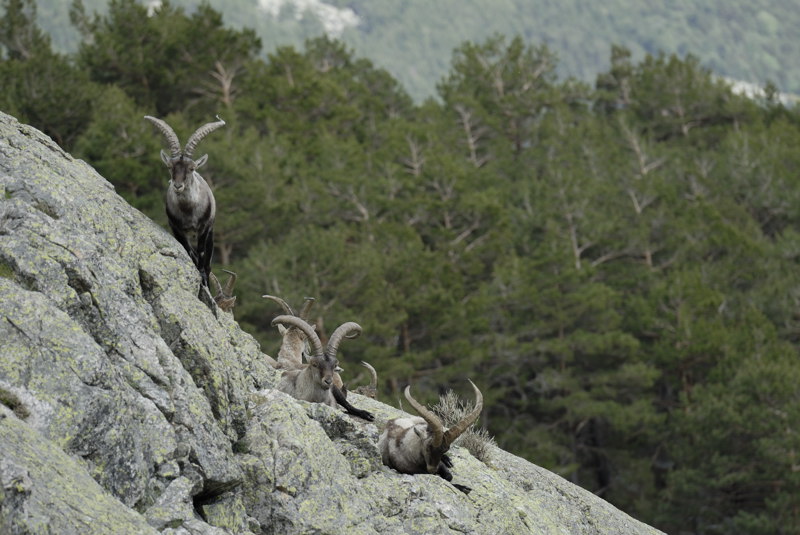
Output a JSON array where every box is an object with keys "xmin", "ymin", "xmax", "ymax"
[
  {"xmin": 210, "ymin": 269, "xmax": 237, "ymax": 297},
  {"xmin": 270, "ymin": 315, "xmax": 361, "ymax": 360},
  {"xmin": 262, "ymin": 295, "xmax": 315, "ymax": 322},
  {"xmin": 404, "ymin": 380, "xmax": 483, "ymax": 449},
  {"xmin": 144, "ymin": 115, "xmax": 226, "ymax": 158}
]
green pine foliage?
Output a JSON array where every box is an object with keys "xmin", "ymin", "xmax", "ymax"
[{"xmin": 2, "ymin": 2, "xmax": 800, "ymax": 533}]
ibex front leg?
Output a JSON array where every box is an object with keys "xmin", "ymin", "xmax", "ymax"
[
  {"xmin": 332, "ymin": 385, "xmax": 374, "ymax": 421},
  {"xmin": 167, "ymin": 211, "xmax": 199, "ymax": 266},
  {"xmin": 197, "ymin": 225, "xmax": 214, "ymax": 288}
]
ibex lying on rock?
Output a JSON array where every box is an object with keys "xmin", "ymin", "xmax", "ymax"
[
  {"xmin": 144, "ymin": 115, "xmax": 226, "ymax": 287},
  {"xmin": 378, "ymin": 380, "xmax": 483, "ymax": 493},
  {"xmin": 263, "ymin": 295, "xmax": 350, "ymax": 389},
  {"xmin": 210, "ymin": 269, "xmax": 237, "ymax": 312},
  {"xmin": 352, "ymin": 361, "xmax": 378, "ymax": 399},
  {"xmin": 271, "ymin": 315, "xmax": 374, "ymax": 421}
]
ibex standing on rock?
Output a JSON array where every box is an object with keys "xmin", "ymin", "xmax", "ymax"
[
  {"xmin": 378, "ymin": 380, "xmax": 483, "ymax": 493},
  {"xmin": 144, "ymin": 115, "xmax": 226, "ymax": 286}
]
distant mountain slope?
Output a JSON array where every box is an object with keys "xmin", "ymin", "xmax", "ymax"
[{"xmin": 25, "ymin": 0, "xmax": 800, "ymax": 101}]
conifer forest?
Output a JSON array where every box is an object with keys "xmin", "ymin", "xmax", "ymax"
[{"xmin": 1, "ymin": 1, "xmax": 799, "ymax": 533}]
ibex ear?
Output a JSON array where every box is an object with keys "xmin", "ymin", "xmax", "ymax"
[
  {"xmin": 195, "ymin": 154, "xmax": 209, "ymax": 168},
  {"xmin": 160, "ymin": 150, "xmax": 172, "ymax": 167}
]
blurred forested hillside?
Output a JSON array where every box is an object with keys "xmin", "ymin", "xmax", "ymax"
[
  {"xmin": 20, "ymin": 0, "xmax": 800, "ymax": 102},
  {"xmin": 2, "ymin": 0, "xmax": 800, "ymax": 533}
]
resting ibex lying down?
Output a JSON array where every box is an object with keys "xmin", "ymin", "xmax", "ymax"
[
  {"xmin": 378, "ymin": 380, "xmax": 483, "ymax": 493},
  {"xmin": 270, "ymin": 315, "xmax": 374, "ymax": 421},
  {"xmin": 263, "ymin": 294, "xmax": 358, "ymax": 392}
]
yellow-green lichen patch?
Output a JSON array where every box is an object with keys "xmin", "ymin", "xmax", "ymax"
[
  {"xmin": 0, "ymin": 410, "xmax": 159, "ymax": 534},
  {"xmin": 0, "ymin": 260, "xmax": 15, "ymax": 280},
  {"xmin": 200, "ymin": 491, "xmax": 249, "ymax": 532}
]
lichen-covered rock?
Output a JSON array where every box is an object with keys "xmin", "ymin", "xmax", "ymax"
[
  {"xmin": 0, "ymin": 111, "xmax": 270, "ymax": 533},
  {"xmin": 0, "ymin": 406, "xmax": 159, "ymax": 535},
  {"xmin": 0, "ymin": 111, "xmax": 664, "ymax": 534}
]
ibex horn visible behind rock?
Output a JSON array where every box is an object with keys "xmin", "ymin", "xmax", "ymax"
[
  {"xmin": 209, "ymin": 269, "xmax": 237, "ymax": 312},
  {"xmin": 353, "ymin": 361, "xmax": 378, "ymax": 399}
]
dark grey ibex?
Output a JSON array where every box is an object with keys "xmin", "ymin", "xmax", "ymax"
[
  {"xmin": 270, "ymin": 315, "xmax": 374, "ymax": 421},
  {"xmin": 144, "ymin": 115, "xmax": 225, "ymax": 286},
  {"xmin": 378, "ymin": 380, "xmax": 483, "ymax": 493}
]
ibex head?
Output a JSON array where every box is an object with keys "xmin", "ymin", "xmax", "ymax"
[
  {"xmin": 144, "ymin": 115, "xmax": 226, "ymax": 193},
  {"xmin": 405, "ymin": 380, "xmax": 483, "ymax": 474},
  {"xmin": 271, "ymin": 315, "xmax": 361, "ymax": 390}
]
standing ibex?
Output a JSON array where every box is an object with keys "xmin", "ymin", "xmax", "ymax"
[
  {"xmin": 144, "ymin": 115, "xmax": 226, "ymax": 286},
  {"xmin": 378, "ymin": 380, "xmax": 483, "ymax": 493},
  {"xmin": 270, "ymin": 315, "xmax": 374, "ymax": 421}
]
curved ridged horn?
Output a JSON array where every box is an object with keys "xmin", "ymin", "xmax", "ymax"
[
  {"xmin": 209, "ymin": 271, "xmax": 223, "ymax": 295},
  {"xmin": 184, "ymin": 115, "xmax": 226, "ymax": 157},
  {"xmin": 262, "ymin": 295, "xmax": 294, "ymax": 315},
  {"xmin": 404, "ymin": 385, "xmax": 444, "ymax": 448},
  {"xmin": 361, "ymin": 361, "xmax": 377, "ymax": 389},
  {"xmin": 144, "ymin": 115, "xmax": 181, "ymax": 157},
  {"xmin": 443, "ymin": 379, "xmax": 483, "ymax": 447},
  {"xmin": 299, "ymin": 297, "xmax": 315, "ymax": 321},
  {"xmin": 271, "ymin": 315, "xmax": 322, "ymax": 357},
  {"xmin": 326, "ymin": 322, "xmax": 361, "ymax": 359},
  {"xmin": 221, "ymin": 269, "xmax": 237, "ymax": 295}
]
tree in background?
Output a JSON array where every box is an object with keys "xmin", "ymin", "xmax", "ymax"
[
  {"xmin": 70, "ymin": 0, "xmax": 261, "ymax": 120},
  {"xmin": 0, "ymin": 0, "xmax": 98, "ymax": 148}
]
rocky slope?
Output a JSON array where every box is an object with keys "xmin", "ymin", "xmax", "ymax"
[{"xmin": 0, "ymin": 111, "xmax": 664, "ymax": 535}]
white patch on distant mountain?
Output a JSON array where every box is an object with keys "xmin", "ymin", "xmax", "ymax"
[
  {"xmin": 723, "ymin": 77, "xmax": 799, "ymax": 106},
  {"xmin": 146, "ymin": 0, "xmax": 162, "ymax": 16},
  {"xmin": 258, "ymin": 0, "xmax": 360, "ymax": 38}
]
